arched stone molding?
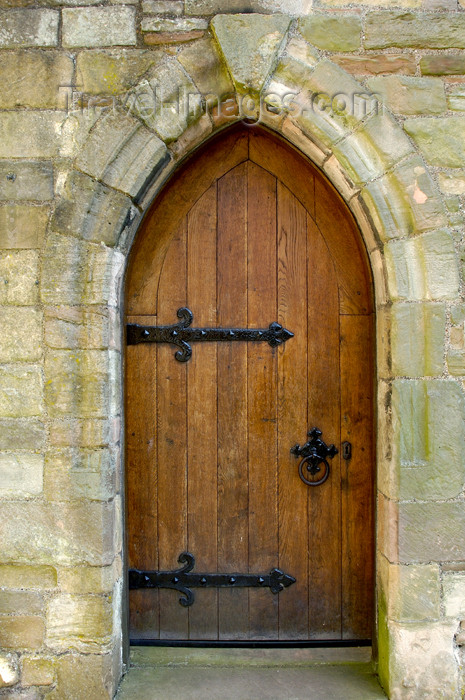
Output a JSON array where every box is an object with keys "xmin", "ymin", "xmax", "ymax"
[{"xmin": 40, "ymin": 14, "xmax": 464, "ymax": 699}]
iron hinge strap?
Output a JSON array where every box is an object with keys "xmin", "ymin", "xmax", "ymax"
[
  {"xmin": 126, "ymin": 307, "xmax": 294, "ymax": 362},
  {"xmin": 129, "ymin": 552, "xmax": 296, "ymax": 607}
]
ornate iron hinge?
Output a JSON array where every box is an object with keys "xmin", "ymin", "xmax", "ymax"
[
  {"xmin": 126, "ymin": 307, "xmax": 294, "ymax": 362},
  {"xmin": 129, "ymin": 552, "xmax": 296, "ymax": 607}
]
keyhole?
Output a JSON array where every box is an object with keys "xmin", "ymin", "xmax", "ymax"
[{"xmin": 342, "ymin": 441, "xmax": 352, "ymax": 460}]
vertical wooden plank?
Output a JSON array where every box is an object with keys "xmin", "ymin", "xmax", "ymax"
[
  {"xmin": 306, "ymin": 215, "xmax": 342, "ymax": 639},
  {"xmin": 126, "ymin": 333, "xmax": 159, "ymax": 640},
  {"xmin": 156, "ymin": 219, "xmax": 189, "ymax": 639},
  {"xmin": 247, "ymin": 162, "xmax": 278, "ymax": 639},
  {"xmin": 340, "ymin": 314, "xmax": 375, "ymax": 639},
  {"xmin": 277, "ymin": 182, "xmax": 309, "ymax": 640},
  {"xmin": 217, "ymin": 162, "xmax": 249, "ymax": 639},
  {"xmin": 186, "ymin": 184, "xmax": 219, "ymax": 639}
]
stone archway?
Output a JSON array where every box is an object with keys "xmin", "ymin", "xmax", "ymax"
[{"xmin": 40, "ymin": 14, "xmax": 463, "ymax": 698}]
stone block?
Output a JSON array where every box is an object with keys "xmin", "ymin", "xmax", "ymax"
[
  {"xmin": 44, "ymin": 448, "xmax": 115, "ymax": 501},
  {"xmin": 0, "ymin": 419, "xmax": 44, "ymax": 450},
  {"xmin": 76, "ymin": 49, "xmax": 162, "ymax": 96},
  {"xmin": 438, "ymin": 172, "xmax": 465, "ymax": 196},
  {"xmin": 0, "ymin": 591, "xmax": 43, "ymax": 615},
  {"xmin": 0, "ymin": 565, "xmax": 56, "ymax": 590},
  {"xmin": 379, "ymin": 556, "xmax": 440, "ymax": 622},
  {"xmin": 0, "ymin": 9, "xmax": 58, "ymax": 47},
  {"xmin": 399, "ymin": 501, "xmax": 465, "ymax": 562},
  {"xmin": 0, "ymin": 501, "xmax": 115, "ymax": 565},
  {"xmin": 44, "ymin": 349, "xmax": 109, "ymax": 418},
  {"xmin": 424, "ymin": 0, "xmax": 457, "ymax": 7},
  {"xmin": 377, "ymin": 492, "xmax": 399, "ymax": 563},
  {"xmin": 178, "ymin": 36, "xmax": 233, "ymax": 104},
  {"xmin": 0, "ymin": 51, "xmax": 73, "ymax": 109},
  {"xmin": 50, "ymin": 653, "xmax": 113, "ymax": 700},
  {"xmin": 332, "ymin": 112, "xmax": 414, "ymax": 186},
  {"xmin": 281, "ymin": 118, "xmax": 329, "ymax": 167},
  {"xmin": 45, "ymin": 306, "xmax": 109, "ymax": 350},
  {"xmin": 0, "ymin": 652, "xmax": 19, "ymax": 687},
  {"xmin": 0, "ymin": 112, "xmax": 62, "ymax": 159},
  {"xmin": 366, "ymin": 75, "xmax": 446, "ymax": 116},
  {"xmin": 322, "ymin": 0, "xmax": 419, "ymax": 4},
  {"xmin": 404, "ymin": 118, "xmax": 465, "ymax": 168},
  {"xmin": 0, "ymin": 251, "xmax": 39, "ymax": 304},
  {"xmin": 385, "ymin": 620, "xmax": 460, "ymax": 698},
  {"xmin": 21, "ymin": 657, "xmax": 54, "ymax": 687},
  {"xmin": 57, "ymin": 111, "xmax": 101, "ymax": 161},
  {"xmin": 0, "ymin": 161, "xmax": 53, "ymax": 202},
  {"xmin": 58, "ymin": 564, "xmax": 116, "ymax": 594},
  {"xmin": 443, "ymin": 571, "xmax": 465, "ymax": 619},
  {"xmin": 0, "ymin": 454, "xmax": 43, "ymax": 498},
  {"xmin": 211, "ymin": 14, "xmax": 291, "ymax": 93},
  {"xmin": 332, "ymin": 54, "xmax": 416, "ymax": 76},
  {"xmin": 186, "ymin": 0, "xmax": 313, "ymax": 13},
  {"xmin": 392, "ymin": 379, "xmax": 465, "ymax": 500},
  {"xmin": 0, "ymin": 203, "xmax": 49, "ymax": 249},
  {"xmin": 142, "ymin": 0, "xmax": 183, "ymax": 13},
  {"xmin": 362, "ymin": 158, "xmax": 447, "ymax": 241},
  {"xmin": 51, "ymin": 171, "xmax": 131, "ymax": 246},
  {"xmin": 420, "ymin": 54, "xmax": 465, "ymax": 76},
  {"xmin": 41, "ymin": 234, "xmax": 123, "ymax": 306},
  {"xmin": 46, "ymin": 595, "xmax": 112, "ymax": 652},
  {"xmin": 269, "ymin": 54, "xmax": 317, "ymax": 96},
  {"xmin": 448, "ymin": 86, "xmax": 465, "ymax": 113},
  {"xmin": 141, "ymin": 17, "xmax": 207, "ymax": 32},
  {"xmin": 0, "ymin": 308, "xmax": 42, "ymax": 361},
  {"xmin": 0, "ymin": 690, "xmax": 42, "ymax": 700},
  {"xmin": 0, "ymin": 616, "xmax": 44, "ymax": 650},
  {"xmin": 293, "ymin": 59, "xmax": 373, "ymax": 148},
  {"xmin": 143, "ymin": 30, "xmax": 205, "ymax": 45},
  {"xmin": 0, "ymin": 366, "xmax": 42, "ymax": 417},
  {"xmin": 76, "ymin": 113, "xmax": 168, "ymax": 198},
  {"xmin": 447, "ymin": 349, "xmax": 465, "ymax": 376},
  {"xmin": 125, "ymin": 56, "xmax": 199, "ymax": 142},
  {"xmin": 391, "ymin": 303, "xmax": 445, "ymax": 377},
  {"xmin": 284, "ymin": 35, "xmax": 319, "ymax": 66},
  {"xmin": 297, "ymin": 14, "xmax": 361, "ymax": 51},
  {"xmin": 49, "ymin": 418, "xmax": 111, "ymax": 448},
  {"xmin": 365, "ymin": 11, "xmax": 465, "ymax": 50},
  {"xmin": 62, "ymin": 7, "xmax": 137, "ymax": 48}
]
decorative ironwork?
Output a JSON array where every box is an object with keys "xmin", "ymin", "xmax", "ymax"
[
  {"xmin": 290, "ymin": 427, "xmax": 338, "ymax": 486},
  {"xmin": 129, "ymin": 552, "xmax": 296, "ymax": 607},
  {"xmin": 126, "ymin": 307, "xmax": 294, "ymax": 362}
]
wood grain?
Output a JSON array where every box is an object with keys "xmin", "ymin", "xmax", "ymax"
[
  {"xmin": 340, "ymin": 314, "xmax": 375, "ymax": 639},
  {"xmin": 217, "ymin": 163, "xmax": 249, "ymax": 639},
  {"xmin": 186, "ymin": 184, "xmax": 218, "ymax": 639},
  {"xmin": 276, "ymin": 181, "xmax": 309, "ymax": 640},
  {"xmin": 306, "ymin": 215, "xmax": 342, "ymax": 639},
  {"xmin": 247, "ymin": 162, "xmax": 279, "ymax": 639},
  {"xmin": 156, "ymin": 219, "xmax": 188, "ymax": 639}
]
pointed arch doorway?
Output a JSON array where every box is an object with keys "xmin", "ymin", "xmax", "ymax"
[{"xmin": 125, "ymin": 126, "xmax": 374, "ymax": 644}]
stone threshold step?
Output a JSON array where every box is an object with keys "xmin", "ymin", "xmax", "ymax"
[{"xmin": 130, "ymin": 645, "xmax": 373, "ymax": 668}]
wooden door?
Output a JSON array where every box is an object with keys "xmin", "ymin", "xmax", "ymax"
[{"xmin": 125, "ymin": 127, "xmax": 374, "ymax": 642}]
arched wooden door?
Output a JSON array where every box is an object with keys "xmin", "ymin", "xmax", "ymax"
[{"xmin": 125, "ymin": 127, "xmax": 374, "ymax": 643}]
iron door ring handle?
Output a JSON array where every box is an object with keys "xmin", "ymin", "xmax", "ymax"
[
  {"xmin": 290, "ymin": 427, "xmax": 338, "ymax": 487},
  {"xmin": 298, "ymin": 456, "xmax": 330, "ymax": 486}
]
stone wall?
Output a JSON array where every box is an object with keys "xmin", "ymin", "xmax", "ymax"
[{"xmin": 0, "ymin": 0, "xmax": 464, "ymax": 698}]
